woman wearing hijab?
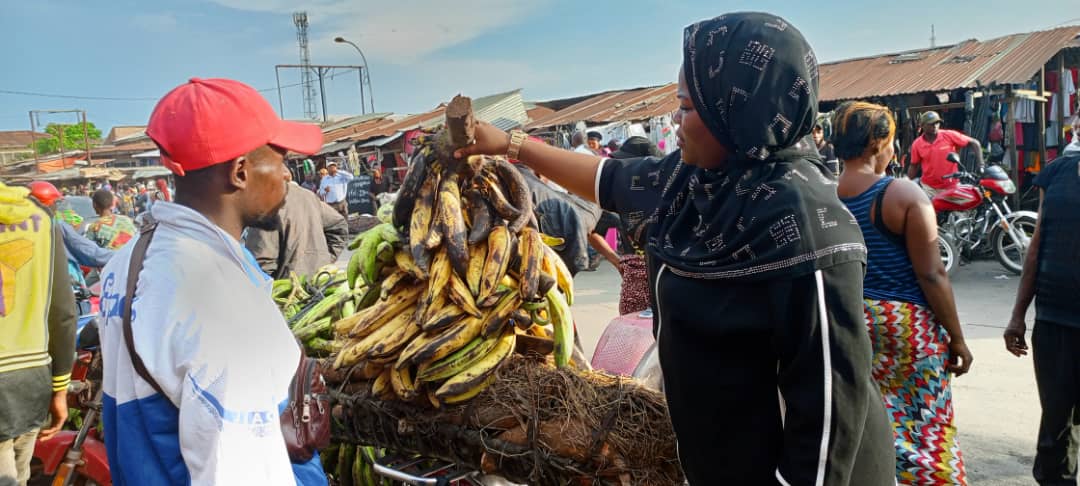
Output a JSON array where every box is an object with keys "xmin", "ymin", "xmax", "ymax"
[
  {"xmin": 455, "ymin": 12, "xmax": 894, "ymax": 484},
  {"xmin": 834, "ymin": 102, "xmax": 972, "ymax": 485}
]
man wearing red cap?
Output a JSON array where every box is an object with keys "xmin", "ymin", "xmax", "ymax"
[{"xmin": 97, "ymin": 78, "xmax": 327, "ymax": 485}]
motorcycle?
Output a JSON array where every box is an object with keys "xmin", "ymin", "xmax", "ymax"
[
  {"xmin": 30, "ymin": 318, "xmax": 111, "ymax": 486},
  {"xmin": 932, "ymin": 153, "xmax": 1037, "ymax": 275}
]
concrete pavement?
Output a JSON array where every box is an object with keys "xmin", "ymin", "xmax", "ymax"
[{"xmin": 569, "ymin": 259, "xmax": 1043, "ymax": 485}]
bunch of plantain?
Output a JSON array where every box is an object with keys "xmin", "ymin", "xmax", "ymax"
[
  {"xmin": 322, "ymin": 442, "xmax": 389, "ymax": 486},
  {"xmin": 324, "ymin": 136, "xmax": 578, "ymax": 408}
]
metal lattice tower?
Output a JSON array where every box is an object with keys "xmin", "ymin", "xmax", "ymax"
[{"xmin": 293, "ymin": 12, "xmax": 318, "ymax": 120}]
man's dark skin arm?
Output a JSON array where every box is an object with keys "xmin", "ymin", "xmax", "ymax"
[
  {"xmin": 41, "ymin": 224, "xmax": 76, "ymax": 440},
  {"xmin": 966, "ymin": 139, "xmax": 985, "ymax": 172},
  {"xmin": 907, "ymin": 162, "xmax": 921, "ymax": 180},
  {"xmin": 587, "ymin": 233, "xmax": 621, "ymax": 269},
  {"xmin": 1004, "ymin": 191, "xmax": 1042, "ymax": 357},
  {"xmin": 320, "ymin": 200, "xmax": 349, "ymax": 260}
]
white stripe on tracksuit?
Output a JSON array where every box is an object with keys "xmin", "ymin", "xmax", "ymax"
[{"xmin": 776, "ymin": 270, "xmax": 833, "ymax": 486}]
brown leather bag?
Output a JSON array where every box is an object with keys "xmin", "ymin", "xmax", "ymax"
[
  {"xmin": 121, "ymin": 222, "xmax": 331, "ymax": 463},
  {"xmin": 279, "ymin": 356, "xmax": 331, "ymax": 462}
]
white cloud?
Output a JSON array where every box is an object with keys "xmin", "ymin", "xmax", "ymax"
[
  {"xmin": 132, "ymin": 12, "xmax": 179, "ymax": 31},
  {"xmin": 205, "ymin": 0, "xmax": 546, "ymax": 64}
]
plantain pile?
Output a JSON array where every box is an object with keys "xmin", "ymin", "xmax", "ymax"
[
  {"xmin": 271, "ymin": 265, "xmax": 355, "ymax": 356},
  {"xmin": 329, "ymin": 131, "xmax": 577, "ymax": 408}
]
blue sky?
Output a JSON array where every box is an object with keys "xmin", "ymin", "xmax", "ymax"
[{"xmin": 1, "ymin": 0, "xmax": 1076, "ymax": 133}]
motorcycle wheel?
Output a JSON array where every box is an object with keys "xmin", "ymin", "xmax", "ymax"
[
  {"xmin": 939, "ymin": 234, "xmax": 959, "ymax": 277},
  {"xmin": 993, "ymin": 214, "xmax": 1037, "ymax": 275}
]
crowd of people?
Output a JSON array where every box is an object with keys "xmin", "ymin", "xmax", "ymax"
[{"xmin": 2, "ymin": 10, "xmax": 1079, "ymax": 486}]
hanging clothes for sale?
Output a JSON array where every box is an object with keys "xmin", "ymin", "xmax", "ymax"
[{"xmin": 1050, "ymin": 69, "xmax": 1078, "ymax": 119}]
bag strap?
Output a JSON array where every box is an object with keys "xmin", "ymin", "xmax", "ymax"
[{"xmin": 122, "ymin": 221, "xmax": 167, "ymax": 397}]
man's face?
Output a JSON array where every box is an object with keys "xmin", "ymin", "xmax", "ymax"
[
  {"xmin": 587, "ymin": 138, "xmax": 601, "ymax": 151},
  {"xmin": 240, "ymin": 145, "xmax": 289, "ymax": 231},
  {"xmin": 812, "ymin": 127, "xmax": 824, "ymax": 144},
  {"xmin": 923, "ymin": 122, "xmax": 940, "ymax": 136},
  {"xmin": 327, "ymin": 164, "xmax": 338, "ymax": 176}
]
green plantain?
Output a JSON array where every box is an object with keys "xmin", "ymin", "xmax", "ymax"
[{"xmin": 434, "ymin": 328, "xmax": 516, "ymax": 404}]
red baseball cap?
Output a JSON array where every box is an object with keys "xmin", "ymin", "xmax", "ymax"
[{"xmin": 147, "ymin": 77, "xmax": 323, "ymax": 176}]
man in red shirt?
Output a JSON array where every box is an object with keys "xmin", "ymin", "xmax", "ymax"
[{"xmin": 907, "ymin": 111, "xmax": 984, "ymax": 198}]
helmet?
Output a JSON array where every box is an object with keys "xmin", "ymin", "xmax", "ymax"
[
  {"xmin": 919, "ymin": 111, "xmax": 942, "ymax": 126},
  {"xmin": 28, "ymin": 181, "xmax": 62, "ymax": 207}
]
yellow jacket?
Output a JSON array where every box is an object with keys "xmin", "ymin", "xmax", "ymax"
[{"xmin": 0, "ymin": 182, "xmax": 76, "ymax": 389}]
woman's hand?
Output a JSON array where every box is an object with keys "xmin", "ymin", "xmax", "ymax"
[
  {"xmin": 948, "ymin": 339, "xmax": 973, "ymax": 376},
  {"xmin": 453, "ymin": 121, "xmax": 511, "ymax": 159}
]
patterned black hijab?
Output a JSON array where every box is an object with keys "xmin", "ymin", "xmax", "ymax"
[{"xmin": 647, "ymin": 12, "xmax": 866, "ymax": 281}]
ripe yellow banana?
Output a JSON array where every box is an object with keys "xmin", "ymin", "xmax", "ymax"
[
  {"xmin": 422, "ymin": 304, "xmax": 465, "ymax": 333},
  {"xmin": 517, "ymin": 227, "xmax": 544, "ymax": 300},
  {"xmin": 466, "ymin": 244, "xmax": 487, "ymax": 298},
  {"xmin": 351, "ymin": 305, "xmax": 416, "ymax": 359},
  {"xmin": 423, "ymin": 172, "xmax": 451, "ymax": 250},
  {"xmin": 447, "ymin": 273, "xmax": 482, "ymax": 317},
  {"xmin": 394, "ymin": 249, "xmax": 426, "ymax": 279},
  {"xmin": 425, "ymin": 249, "xmax": 452, "ymax": 311},
  {"xmin": 402, "ymin": 314, "xmax": 484, "ymax": 369},
  {"xmin": 365, "ymin": 313, "xmax": 422, "ymax": 361},
  {"xmin": 478, "ymin": 226, "xmax": 512, "ymax": 305},
  {"xmin": 379, "ymin": 270, "xmax": 412, "ymax": 300},
  {"xmin": 434, "ymin": 328, "xmax": 516, "ymax": 404},
  {"xmin": 417, "ymin": 327, "xmax": 503, "ymax": 383},
  {"xmin": 418, "ymin": 291, "xmax": 447, "ymax": 328},
  {"xmin": 346, "ymin": 285, "xmax": 423, "ymax": 338},
  {"xmin": 410, "ymin": 170, "xmax": 439, "ymax": 274},
  {"xmin": 475, "ymin": 172, "xmax": 520, "ymax": 221},
  {"xmin": 390, "ymin": 364, "xmax": 419, "ymax": 402},
  {"xmin": 333, "ymin": 338, "xmax": 365, "ymax": 369},
  {"xmin": 481, "ymin": 289, "xmax": 521, "ymax": 337},
  {"xmin": 371, "ymin": 368, "xmax": 395, "ymax": 401},
  {"xmin": 436, "ymin": 174, "xmax": 470, "ymax": 280},
  {"xmin": 541, "ymin": 244, "xmax": 574, "ymax": 306},
  {"xmin": 492, "ymin": 158, "xmax": 533, "ymax": 233}
]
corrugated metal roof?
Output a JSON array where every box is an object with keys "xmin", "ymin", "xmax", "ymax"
[
  {"xmin": 525, "ymin": 84, "xmax": 678, "ymax": 131},
  {"xmin": 473, "ymin": 89, "xmax": 528, "ymax": 131},
  {"xmin": 320, "ymin": 112, "xmax": 392, "ymax": 134},
  {"xmin": 315, "ymin": 90, "xmax": 528, "ymax": 152},
  {"xmin": 820, "ymin": 25, "xmax": 1080, "ymax": 102},
  {"xmin": 0, "ymin": 130, "xmax": 50, "ymax": 148}
]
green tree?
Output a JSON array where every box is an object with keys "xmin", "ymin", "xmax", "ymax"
[{"xmin": 32, "ymin": 122, "xmax": 102, "ymax": 154}]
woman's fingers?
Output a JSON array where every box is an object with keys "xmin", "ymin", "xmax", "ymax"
[{"xmin": 453, "ymin": 121, "xmax": 510, "ymax": 159}]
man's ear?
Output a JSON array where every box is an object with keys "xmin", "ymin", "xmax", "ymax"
[{"xmin": 226, "ymin": 156, "xmax": 248, "ymax": 190}]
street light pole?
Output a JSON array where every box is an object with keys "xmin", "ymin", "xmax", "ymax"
[{"xmin": 334, "ymin": 36, "xmax": 375, "ymax": 113}]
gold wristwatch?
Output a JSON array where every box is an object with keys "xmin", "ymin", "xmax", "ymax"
[{"xmin": 507, "ymin": 129, "xmax": 528, "ymax": 161}]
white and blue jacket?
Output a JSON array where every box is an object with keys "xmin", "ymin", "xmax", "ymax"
[{"xmin": 98, "ymin": 202, "xmax": 326, "ymax": 485}]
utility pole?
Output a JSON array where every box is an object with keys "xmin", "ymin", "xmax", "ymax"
[
  {"xmin": 28, "ymin": 109, "xmax": 93, "ymax": 168},
  {"xmin": 931, "ymin": 24, "xmax": 937, "ymax": 48}
]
